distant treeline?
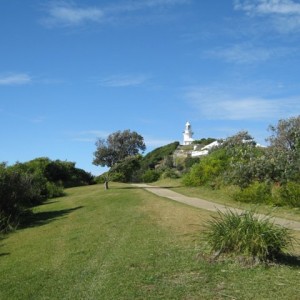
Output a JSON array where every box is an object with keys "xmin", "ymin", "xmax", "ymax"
[{"xmin": 0, "ymin": 158, "xmax": 95, "ymax": 233}]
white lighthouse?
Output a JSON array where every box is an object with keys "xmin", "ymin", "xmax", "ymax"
[{"xmin": 183, "ymin": 121, "xmax": 194, "ymax": 145}]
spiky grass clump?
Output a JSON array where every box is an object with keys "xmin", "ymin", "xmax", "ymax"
[{"xmin": 204, "ymin": 210, "xmax": 293, "ymax": 262}]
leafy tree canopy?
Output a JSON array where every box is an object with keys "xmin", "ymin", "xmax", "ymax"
[
  {"xmin": 93, "ymin": 130, "xmax": 146, "ymax": 168},
  {"xmin": 267, "ymin": 115, "xmax": 300, "ymax": 152}
]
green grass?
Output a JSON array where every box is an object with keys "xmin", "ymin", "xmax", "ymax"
[
  {"xmin": 155, "ymin": 178, "xmax": 300, "ymax": 222},
  {"xmin": 0, "ymin": 183, "xmax": 300, "ymax": 299},
  {"xmin": 205, "ymin": 210, "xmax": 294, "ymax": 262}
]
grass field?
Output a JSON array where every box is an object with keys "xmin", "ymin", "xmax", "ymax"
[{"xmin": 0, "ymin": 183, "xmax": 299, "ymax": 299}]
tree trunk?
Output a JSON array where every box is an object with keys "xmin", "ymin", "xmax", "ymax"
[{"xmin": 104, "ymin": 181, "xmax": 109, "ymax": 190}]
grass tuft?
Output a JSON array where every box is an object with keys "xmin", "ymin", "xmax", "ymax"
[{"xmin": 204, "ymin": 209, "xmax": 294, "ymax": 263}]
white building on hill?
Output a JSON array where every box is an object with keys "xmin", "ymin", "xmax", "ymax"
[{"xmin": 183, "ymin": 121, "xmax": 194, "ymax": 145}]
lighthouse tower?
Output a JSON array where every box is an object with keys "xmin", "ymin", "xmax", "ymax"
[{"xmin": 183, "ymin": 121, "xmax": 194, "ymax": 145}]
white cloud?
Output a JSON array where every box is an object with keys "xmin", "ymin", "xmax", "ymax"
[
  {"xmin": 0, "ymin": 73, "xmax": 32, "ymax": 86},
  {"xmin": 206, "ymin": 43, "xmax": 293, "ymax": 64},
  {"xmin": 41, "ymin": 0, "xmax": 190, "ymax": 28},
  {"xmin": 234, "ymin": 0, "xmax": 300, "ymax": 15},
  {"xmin": 42, "ymin": 2, "xmax": 104, "ymax": 27},
  {"xmin": 234, "ymin": 0, "xmax": 300, "ymax": 32},
  {"xmin": 185, "ymin": 86, "xmax": 300, "ymax": 120},
  {"xmin": 98, "ymin": 74, "xmax": 148, "ymax": 87},
  {"xmin": 207, "ymin": 44, "xmax": 268, "ymax": 64}
]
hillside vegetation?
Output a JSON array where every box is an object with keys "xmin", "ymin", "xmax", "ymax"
[
  {"xmin": 0, "ymin": 158, "xmax": 94, "ymax": 232},
  {"xmin": 101, "ymin": 116, "xmax": 300, "ymax": 209}
]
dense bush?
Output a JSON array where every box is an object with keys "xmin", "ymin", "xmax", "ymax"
[
  {"xmin": 109, "ymin": 155, "xmax": 142, "ymax": 183},
  {"xmin": 45, "ymin": 182, "xmax": 65, "ymax": 199},
  {"xmin": 161, "ymin": 168, "xmax": 179, "ymax": 179},
  {"xmin": 184, "ymin": 156, "xmax": 200, "ymax": 170},
  {"xmin": 110, "ymin": 172, "xmax": 126, "ymax": 183},
  {"xmin": 204, "ymin": 210, "xmax": 293, "ymax": 262},
  {"xmin": 182, "ymin": 149, "xmax": 229, "ymax": 187},
  {"xmin": 277, "ymin": 182, "xmax": 300, "ymax": 207},
  {"xmin": 0, "ymin": 166, "xmax": 41, "ymax": 232},
  {"xmin": 142, "ymin": 169, "xmax": 160, "ymax": 183},
  {"xmin": 0, "ymin": 158, "xmax": 94, "ymax": 233},
  {"xmin": 233, "ymin": 182, "xmax": 272, "ymax": 204}
]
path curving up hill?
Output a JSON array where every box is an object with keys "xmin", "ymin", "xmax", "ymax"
[{"xmin": 132, "ymin": 184, "xmax": 300, "ymax": 231}]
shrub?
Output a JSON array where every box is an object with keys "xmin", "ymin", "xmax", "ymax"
[
  {"xmin": 142, "ymin": 170, "xmax": 160, "ymax": 183},
  {"xmin": 184, "ymin": 156, "xmax": 200, "ymax": 170},
  {"xmin": 204, "ymin": 210, "xmax": 293, "ymax": 262},
  {"xmin": 278, "ymin": 182, "xmax": 300, "ymax": 207},
  {"xmin": 233, "ymin": 181, "xmax": 272, "ymax": 204},
  {"xmin": 182, "ymin": 151, "xmax": 227, "ymax": 187},
  {"xmin": 161, "ymin": 168, "xmax": 179, "ymax": 179},
  {"xmin": 45, "ymin": 182, "xmax": 65, "ymax": 198},
  {"xmin": 0, "ymin": 168, "xmax": 36, "ymax": 232},
  {"xmin": 110, "ymin": 172, "xmax": 126, "ymax": 183},
  {"xmin": 95, "ymin": 174, "xmax": 106, "ymax": 184}
]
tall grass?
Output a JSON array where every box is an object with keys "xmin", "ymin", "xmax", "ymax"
[{"xmin": 204, "ymin": 210, "xmax": 294, "ymax": 262}]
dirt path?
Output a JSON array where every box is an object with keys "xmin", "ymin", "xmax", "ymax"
[{"xmin": 132, "ymin": 183, "xmax": 300, "ymax": 231}]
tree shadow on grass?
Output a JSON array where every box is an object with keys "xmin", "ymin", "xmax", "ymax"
[
  {"xmin": 274, "ymin": 253, "xmax": 300, "ymax": 267},
  {"xmin": 36, "ymin": 200, "xmax": 59, "ymax": 206},
  {"xmin": 0, "ymin": 236, "xmax": 10, "ymax": 257},
  {"xmin": 116, "ymin": 185, "xmax": 184, "ymax": 190},
  {"xmin": 19, "ymin": 206, "xmax": 83, "ymax": 230}
]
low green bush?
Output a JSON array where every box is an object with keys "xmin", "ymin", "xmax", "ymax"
[
  {"xmin": 161, "ymin": 168, "xmax": 179, "ymax": 179},
  {"xmin": 182, "ymin": 149, "xmax": 229, "ymax": 187},
  {"xmin": 142, "ymin": 170, "xmax": 160, "ymax": 183},
  {"xmin": 233, "ymin": 181, "xmax": 272, "ymax": 204},
  {"xmin": 204, "ymin": 210, "xmax": 293, "ymax": 262},
  {"xmin": 278, "ymin": 182, "xmax": 300, "ymax": 207},
  {"xmin": 110, "ymin": 172, "xmax": 126, "ymax": 183},
  {"xmin": 45, "ymin": 182, "xmax": 65, "ymax": 198}
]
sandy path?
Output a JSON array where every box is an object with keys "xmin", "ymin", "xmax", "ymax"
[{"xmin": 132, "ymin": 183, "xmax": 300, "ymax": 231}]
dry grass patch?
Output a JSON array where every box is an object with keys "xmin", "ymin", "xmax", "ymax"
[{"xmin": 137, "ymin": 188, "xmax": 214, "ymax": 242}]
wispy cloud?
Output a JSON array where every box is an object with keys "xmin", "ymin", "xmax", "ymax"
[
  {"xmin": 41, "ymin": 1, "xmax": 104, "ymax": 27},
  {"xmin": 107, "ymin": 0, "xmax": 191, "ymax": 12},
  {"xmin": 234, "ymin": 0, "xmax": 300, "ymax": 32},
  {"xmin": 69, "ymin": 130, "xmax": 109, "ymax": 142},
  {"xmin": 234, "ymin": 0, "xmax": 300, "ymax": 15},
  {"xmin": 185, "ymin": 85, "xmax": 300, "ymax": 120},
  {"xmin": 206, "ymin": 43, "xmax": 292, "ymax": 64},
  {"xmin": 41, "ymin": 0, "xmax": 191, "ymax": 28},
  {"xmin": 0, "ymin": 73, "xmax": 32, "ymax": 86},
  {"xmin": 98, "ymin": 74, "xmax": 148, "ymax": 88}
]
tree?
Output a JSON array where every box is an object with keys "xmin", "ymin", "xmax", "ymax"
[
  {"xmin": 265, "ymin": 116, "xmax": 300, "ymax": 183},
  {"xmin": 93, "ymin": 130, "xmax": 146, "ymax": 188},
  {"xmin": 109, "ymin": 155, "xmax": 142, "ymax": 183},
  {"xmin": 267, "ymin": 116, "xmax": 300, "ymax": 152}
]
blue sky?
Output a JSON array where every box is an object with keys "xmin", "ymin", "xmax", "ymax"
[{"xmin": 1, "ymin": 0, "xmax": 300, "ymax": 175}]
